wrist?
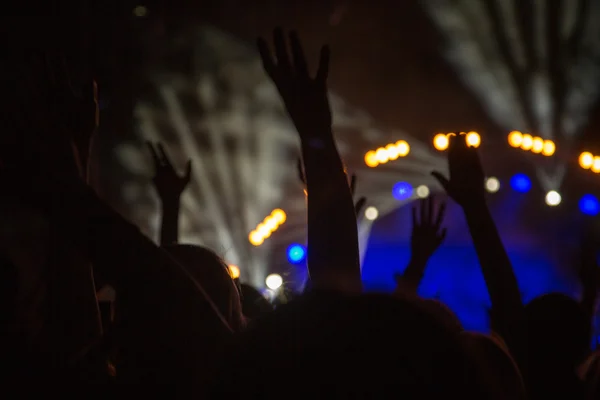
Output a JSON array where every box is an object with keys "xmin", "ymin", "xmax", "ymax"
[{"xmin": 160, "ymin": 197, "xmax": 181, "ymax": 209}]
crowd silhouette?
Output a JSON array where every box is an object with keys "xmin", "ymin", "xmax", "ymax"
[{"xmin": 1, "ymin": 23, "xmax": 600, "ymax": 399}]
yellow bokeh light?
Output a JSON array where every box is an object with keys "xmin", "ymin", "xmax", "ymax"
[
  {"xmin": 375, "ymin": 148, "xmax": 388, "ymax": 163},
  {"xmin": 593, "ymin": 157, "xmax": 600, "ymax": 173},
  {"xmin": 271, "ymin": 209, "xmax": 286, "ymax": 224},
  {"xmin": 249, "ymin": 230, "xmax": 263, "ymax": 246},
  {"xmin": 396, "ymin": 140, "xmax": 410, "ymax": 156},
  {"xmin": 580, "ymin": 152, "xmax": 594, "ymax": 169},
  {"xmin": 228, "ymin": 265, "xmax": 240, "ymax": 279},
  {"xmin": 521, "ymin": 134, "xmax": 533, "ymax": 150},
  {"xmin": 364, "ymin": 150, "xmax": 378, "ymax": 167},
  {"xmin": 465, "ymin": 131, "xmax": 480, "ymax": 148},
  {"xmin": 264, "ymin": 217, "xmax": 278, "ymax": 231},
  {"xmin": 508, "ymin": 131, "xmax": 523, "ymax": 148},
  {"xmin": 433, "ymin": 133, "xmax": 449, "ymax": 151},
  {"xmin": 542, "ymin": 140, "xmax": 555, "ymax": 156},
  {"xmin": 386, "ymin": 144, "xmax": 400, "ymax": 160},
  {"xmin": 531, "ymin": 137, "xmax": 544, "ymax": 153}
]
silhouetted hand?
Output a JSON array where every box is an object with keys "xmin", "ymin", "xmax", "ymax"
[
  {"xmin": 350, "ymin": 174, "xmax": 367, "ymax": 218},
  {"xmin": 297, "ymin": 158, "xmax": 366, "ymax": 217},
  {"xmin": 147, "ymin": 142, "xmax": 191, "ymax": 203},
  {"xmin": 431, "ymin": 134, "xmax": 485, "ymax": 208},
  {"xmin": 410, "ymin": 197, "xmax": 447, "ymax": 262},
  {"xmin": 257, "ymin": 29, "xmax": 331, "ymax": 138}
]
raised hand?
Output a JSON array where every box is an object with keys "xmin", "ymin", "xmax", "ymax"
[
  {"xmin": 410, "ymin": 197, "xmax": 447, "ymax": 262},
  {"xmin": 431, "ymin": 134, "xmax": 485, "ymax": 208},
  {"xmin": 257, "ymin": 29, "xmax": 331, "ymax": 138},
  {"xmin": 259, "ymin": 30, "xmax": 361, "ymax": 293},
  {"xmin": 147, "ymin": 142, "xmax": 192, "ymax": 203}
]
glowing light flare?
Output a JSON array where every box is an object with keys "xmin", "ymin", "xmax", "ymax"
[
  {"xmin": 416, "ymin": 185, "xmax": 430, "ymax": 198},
  {"xmin": 228, "ymin": 265, "xmax": 240, "ymax": 279},
  {"xmin": 271, "ymin": 209, "xmax": 287, "ymax": 224},
  {"xmin": 249, "ymin": 209, "xmax": 287, "ymax": 246},
  {"xmin": 364, "ymin": 206, "xmax": 379, "ymax": 220},
  {"xmin": 508, "ymin": 131, "xmax": 523, "ymax": 148},
  {"xmin": 433, "ymin": 133, "xmax": 449, "ymax": 151},
  {"xmin": 509, "ymin": 131, "xmax": 555, "ymax": 156},
  {"xmin": 580, "ymin": 152, "xmax": 594, "ymax": 169},
  {"xmin": 287, "ymin": 244, "xmax": 307, "ymax": 264},
  {"xmin": 363, "ymin": 140, "xmax": 411, "ymax": 167},
  {"xmin": 510, "ymin": 174, "xmax": 531, "ymax": 193},
  {"xmin": 542, "ymin": 140, "xmax": 555, "ymax": 156},
  {"xmin": 592, "ymin": 157, "xmax": 600, "ymax": 173},
  {"xmin": 364, "ymin": 151, "xmax": 377, "ymax": 167},
  {"xmin": 521, "ymin": 134, "xmax": 533, "ymax": 150},
  {"xmin": 485, "ymin": 177, "xmax": 500, "ymax": 193},
  {"xmin": 531, "ymin": 137, "xmax": 544, "ymax": 153},
  {"xmin": 545, "ymin": 190, "xmax": 561, "ymax": 206},
  {"xmin": 465, "ymin": 131, "xmax": 481, "ymax": 148},
  {"xmin": 392, "ymin": 182, "xmax": 413, "ymax": 200},
  {"xmin": 265, "ymin": 274, "xmax": 283, "ymax": 290},
  {"xmin": 579, "ymin": 194, "xmax": 600, "ymax": 216}
]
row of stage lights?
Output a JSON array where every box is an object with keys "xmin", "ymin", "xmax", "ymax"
[
  {"xmin": 363, "ymin": 131, "xmax": 561, "ymax": 168},
  {"xmin": 364, "ymin": 140, "xmax": 410, "ymax": 167},
  {"xmin": 391, "ymin": 175, "xmax": 599, "ymax": 213},
  {"xmin": 248, "ymin": 209, "xmax": 287, "ymax": 246}
]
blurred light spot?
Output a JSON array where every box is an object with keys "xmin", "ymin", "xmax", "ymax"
[
  {"xmin": 392, "ymin": 182, "xmax": 413, "ymax": 200},
  {"xmin": 545, "ymin": 190, "xmax": 561, "ymax": 206},
  {"xmin": 416, "ymin": 185, "xmax": 430, "ymax": 198},
  {"xmin": 365, "ymin": 206, "xmax": 379, "ymax": 221},
  {"xmin": 510, "ymin": 174, "xmax": 531, "ymax": 193},
  {"xmin": 265, "ymin": 274, "xmax": 283, "ymax": 290},
  {"xmin": 485, "ymin": 177, "xmax": 500, "ymax": 193},
  {"xmin": 579, "ymin": 194, "xmax": 600, "ymax": 216},
  {"xmin": 433, "ymin": 133, "xmax": 449, "ymax": 151},
  {"xmin": 287, "ymin": 244, "xmax": 307, "ymax": 264}
]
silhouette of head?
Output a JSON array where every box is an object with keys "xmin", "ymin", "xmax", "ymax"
[
  {"xmin": 419, "ymin": 298, "xmax": 463, "ymax": 333},
  {"xmin": 209, "ymin": 293, "xmax": 487, "ymax": 398},
  {"xmin": 163, "ymin": 244, "xmax": 244, "ymax": 331},
  {"xmin": 461, "ymin": 332, "xmax": 526, "ymax": 399},
  {"xmin": 525, "ymin": 293, "xmax": 591, "ymax": 371}
]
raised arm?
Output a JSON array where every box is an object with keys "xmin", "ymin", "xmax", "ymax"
[
  {"xmin": 298, "ymin": 159, "xmax": 367, "ymax": 220},
  {"xmin": 395, "ymin": 196, "xmax": 447, "ymax": 295},
  {"xmin": 258, "ymin": 29, "xmax": 361, "ymax": 293},
  {"xmin": 147, "ymin": 142, "xmax": 191, "ymax": 246},
  {"xmin": 432, "ymin": 135, "xmax": 524, "ymax": 359}
]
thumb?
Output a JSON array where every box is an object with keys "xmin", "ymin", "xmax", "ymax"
[{"xmin": 431, "ymin": 171, "xmax": 450, "ymax": 194}]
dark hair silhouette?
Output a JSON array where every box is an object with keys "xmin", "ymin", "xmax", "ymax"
[
  {"xmin": 525, "ymin": 293, "xmax": 591, "ymax": 369},
  {"xmin": 209, "ymin": 292, "xmax": 487, "ymax": 398},
  {"xmin": 163, "ymin": 244, "xmax": 244, "ymax": 332}
]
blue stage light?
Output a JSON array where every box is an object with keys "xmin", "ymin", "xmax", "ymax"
[
  {"xmin": 287, "ymin": 244, "xmax": 307, "ymax": 264},
  {"xmin": 510, "ymin": 174, "xmax": 531, "ymax": 193},
  {"xmin": 579, "ymin": 194, "xmax": 600, "ymax": 216},
  {"xmin": 392, "ymin": 182, "xmax": 413, "ymax": 200}
]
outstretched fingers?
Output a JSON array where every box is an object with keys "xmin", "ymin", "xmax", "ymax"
[
  {"xmin": 146, "ymin": 141, "xmax": 161, "ymax": 168},
  {"xmin": 315, "ymin": 45, "xmax": 330, "ymax": 85},
  {"xmin": 289, "ymin": 31, "xmax": 309, "ymax": 78},
  {"xmin": 157, "ymin": 143, "xmax": 174, "ymax": 171},
  {"xmin": 354, "ymin": 197, "xmax": 366, "ymax": 217},
  {"xmin": 256, "ymin": 37, "xmax": 276, "ymax": 78},
  {"xmin": 273, "ymin": 27, "xmax": 291, "ymax": 71}
]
